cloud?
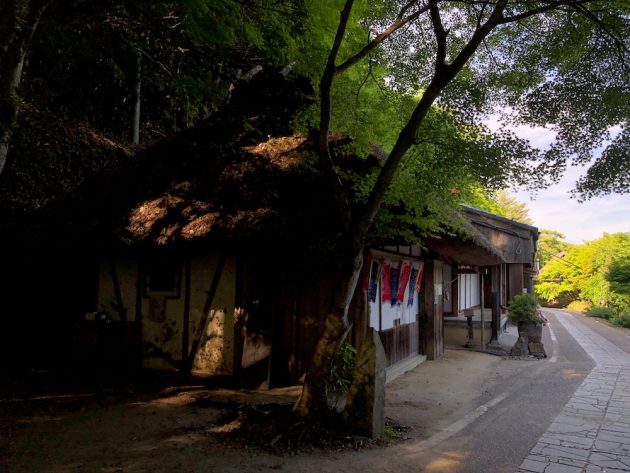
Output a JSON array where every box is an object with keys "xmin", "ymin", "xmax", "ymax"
[{"xmin": 484, "ymin": 110, "xmax": 629, "ymax": 243}]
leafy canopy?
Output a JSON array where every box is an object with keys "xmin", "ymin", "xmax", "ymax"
[{"xmin": 295, "ymin": 0, "xmax": 629, "ymax": 201}]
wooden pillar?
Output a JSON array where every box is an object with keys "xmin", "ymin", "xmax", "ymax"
[
  {"xmin": 508, "ymin": 263, "xmax": 524, "ymax": 302},
  {"xmin": 452, "ymin": 268, "xmax": 459, "ymax": 316},
  {"xmin": 490, "ymin": 265, "xmax": 500, "ymax": 342},
  {"xmin": 423, "ymin": 260, "xmax": 444, "ymax": 360}
]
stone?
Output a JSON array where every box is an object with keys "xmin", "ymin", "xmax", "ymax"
[
  {"xmin": 343, "ymin": 327, "xmax": 386, "ymax": 439},
  {"xmin": 529, "ymin": 341, "xmax": 547, "ymax": 358},
  {"xmin": 510, "ymin": 336, "xmax": 530, "ymax": 357}
]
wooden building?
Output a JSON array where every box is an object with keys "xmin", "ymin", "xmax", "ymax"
[{"xmin": 424, "ymin": 207, "xmax": 539, "ymax": 350}]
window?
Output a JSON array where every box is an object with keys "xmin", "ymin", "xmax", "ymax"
[{"xmin": 144, "ymin": 255, "xmax": 181, "ymax": 297}]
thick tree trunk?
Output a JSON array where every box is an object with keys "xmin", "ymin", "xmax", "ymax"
[
  {"xmin": 0, "ymin": 0, "xmax": 50, "ymax": 175},
  {"xmin": 293, "ymin": 246, "xmax": 363, "ymax": 416}
]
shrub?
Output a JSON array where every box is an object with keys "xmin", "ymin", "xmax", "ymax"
[
  {"xmin": 584, "ymin": 306, "xmax": 615, "ymax": 320},
  {"xmin": 611, "ymin": 313, "xmax": 630, "ymax": 329},
  {"xmin": 508, "ymin": 293, "xmax": 546, "ymax": 325}
]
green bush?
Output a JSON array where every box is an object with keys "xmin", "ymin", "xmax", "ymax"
[
  {"xmin": 611, "ymin": 313, "xmax": 630, "ymax": 328},
  {"xmin": 508, "ymin": 293, "xmax": 542, "ymax": 324},
  {"xmin": 326, "ymin": 342, "xmax": 356, "ymax": 399},
  {"xmin": 567, "ymin": 300, "xmax": 591, "ymax": 312},
  {"xmin": 584, "ymin": 306, "xmax": 615, "ymax": 320}
]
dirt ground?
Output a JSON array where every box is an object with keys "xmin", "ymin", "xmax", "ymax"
[{"xmin": 0, "ymin": 350, "xmax": 528, "ymax": 473}]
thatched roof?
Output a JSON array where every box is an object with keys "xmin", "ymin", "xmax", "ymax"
[
  {"xmin": 3, "ymin": 70, "xmax": 344, "ymax": 252},
  {"xmin": 423, "ymin": 206, "xmax": 539, "ymax": 266}
]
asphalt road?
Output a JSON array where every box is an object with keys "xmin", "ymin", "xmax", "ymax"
[
  {"xmin": 288, "ymin": 310, "xmax": 613, "ymax": 473},
  {"xmin": 402, "ymin": 310, "xmax": 598, "ymax": 473},
  {"xmin": 253, "ymin": 310, "xmax": 630, "ymax": 473}
]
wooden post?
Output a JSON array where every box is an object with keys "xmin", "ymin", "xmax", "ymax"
[
  {"xmin": 490, "ymin": 265, "xmax": 500, "ymax": 343},
  {"xmin": 480, "ymin": 270, "xmax": 485, "ymax": 351},
  {"xmin": 135, "ymin": 260, "xmax": 143, "ymax": 322},
  {"xmin": 109, "ymin": 257, "xmax": 127, "ymax": 322},
  {"xmin": 182, "ymin": 252, "xmax": 228, "ymax": 373},
  {"xmin": 182, "ymin": 257, "xmax": 191, "ymax": 363},
  {"xmin": 422, "ymin": 260, "xmax": 444, "ymax": 360}
]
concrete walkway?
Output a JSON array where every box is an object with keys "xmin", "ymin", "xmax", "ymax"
[{"xmin": 517, "ymin": 310, "xmax": 630, "ymax": 473}]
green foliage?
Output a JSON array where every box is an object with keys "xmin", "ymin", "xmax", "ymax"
[
  {"xmin": 26, "ymin": 0, "xmax": 306, "ymax": 139},
  {"xmin": 535, "ymin": 233, "xmax": 630, "ymax": 318},
  {"xmin": 507, "ymin": 293, "xmax": 541, "ymax": 324},
  {"xmin": 567, "ymin": 300, "xmax": 591, "ymax": 312},
  {"xmin": 611, "ymin": 313, "xmax": 630, "ymax": 329},
  {"xmin": 537, "ymin": 230, "xmax": 571, "ymax": 267},
  {"xmin": 585, "ymin": 306, "xmax": 615, "ymax": 320},
  {"xmin": 326, "ymin": 342, "xmax": 357, "ymax": 400}
]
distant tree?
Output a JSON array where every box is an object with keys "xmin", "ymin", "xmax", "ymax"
[
  {"xmin": 493, "ymin": 190, "xmax": 534, "ymax": 225},
  {"xmin": 536, "ymin": 233, "xmax": 630, "ymax": 316},
  {"xmin": 537, "ymin": 229, "xmax": 571, "ymax": 267}
]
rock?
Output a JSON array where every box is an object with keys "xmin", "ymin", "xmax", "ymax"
[
  {"xmin": 510, "ymin": 336, "xmax": 530, "ymax": 357},
  {"xmin": 343, "ymin": 328, "xmax": 386, "ymax": 438},
  {"xmin": 528, "ymin": 341, "xmax": 547, "ymax": 358}
]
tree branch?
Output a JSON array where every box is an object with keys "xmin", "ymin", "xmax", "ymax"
[
  {"xmin": 335, "ymin": 2, "xmax": 430, "ymax": 76},
  {"xmin": 497, "ymin": 0, "xmax": 589, "ymax": 24},
  {"xmin": 352, "ymin": 0, "xmax": 513, "ymax": 243},
  {"xmin": 448, "ymin": 0, "xmax": 508, "ymax": 74},
  {"xmin": 318, "ymin": 0, "xmax": 355, "ymax": 230},
  {"xmin": 429, "ymin": 0, "xmax": 449, "ymax": 70},
  {"xmin": 319, "ymin": 0, "xmax": 354, "ymax": 152},
  {"xmin": 570, "ymin": 3, "xmax": 628, "ymax": 53}
]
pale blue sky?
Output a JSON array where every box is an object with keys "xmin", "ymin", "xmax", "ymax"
[
  {"xmin": 487, "ymin": 119, "xmax": 630, "ymax": 243},
  {"xmin": 511, "ymin": 165, "xmax": 630, "ymax": 244}
]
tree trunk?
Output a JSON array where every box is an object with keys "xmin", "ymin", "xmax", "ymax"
[
  {"xmin": 132, "ymin": 52, "xmax": 141, "ymax": 146},
  {"xmin": 293, "ymin": 246, "xmax": 363, "ymax": 416},
  {"xmin": 0, "ymin": 42, "xmax": 27, "ymax": 175},
  {"xmin": 0, "ymin": 0, "xmax": 50, "ymax": 175}
]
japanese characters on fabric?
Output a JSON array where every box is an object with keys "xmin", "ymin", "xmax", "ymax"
[
  {"xmin": 407, "ymin": 261, "xmax": 425, "ymax": 307},
  {"xmin": 381, "ymin": 260, "xmax": 392, "ymax": 304},
  {"xmin": 389, "ymin": 262, "xmax": 400, "ymax": 306},
  {"xmin": 361, "ymin": 255, "xmax": 382, "ymax": 303},
  {"xmin": 395, "ymin": 260, "xmax": 413, "ymax": 305}
]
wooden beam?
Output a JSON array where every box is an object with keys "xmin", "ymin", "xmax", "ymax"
[
  {"xmin": 109, "ymin": 257, "xmax": 127, "ymax": 322},
  {"xmin": 182, "ymin": 252, "xmax": 228, "ymax": 373},
  {"xmin": 182, "ymin": 257, "xmax": 191, "ymax": 363}
]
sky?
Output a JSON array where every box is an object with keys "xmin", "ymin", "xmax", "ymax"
[{"xmin": 486, "ymin": 120, "xmax": 630, "ymax": 244}]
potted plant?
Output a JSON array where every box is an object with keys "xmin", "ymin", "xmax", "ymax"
[{"xmin": 507, "ymin": 293, "xmax": 548, "ymax": 357}]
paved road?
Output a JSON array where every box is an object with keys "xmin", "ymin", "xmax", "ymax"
[
  {"xmin": 279, "ymin": 310, "xmax": 610, "ymax": 473},
  {"xmin": 249, "ymin": 310, "xmax": 630, "ymax": 473},
  {"xmin": 401, "ymin": 309, "xmax": 600, "ymax": 473},
  {"xmin": 517, "ymin": 310, "xmax": 630, "ymax": 473}
]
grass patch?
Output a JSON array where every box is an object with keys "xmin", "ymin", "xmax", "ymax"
[
  {"xmin": 611, "ymin": 313, "xmax": 630, "ymax": 328},
  {"xmin": 584, "ymin": 306, "xmax": 615, "ymax": 320}
]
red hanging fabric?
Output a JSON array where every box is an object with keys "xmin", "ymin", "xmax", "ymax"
[
  {"xmin": 381, "ymin": 261, "xmax": 392, "ymax": 303},
  {"xmin": 396, "ymin": 260, "xmax": 412, "ymax": 305}
]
